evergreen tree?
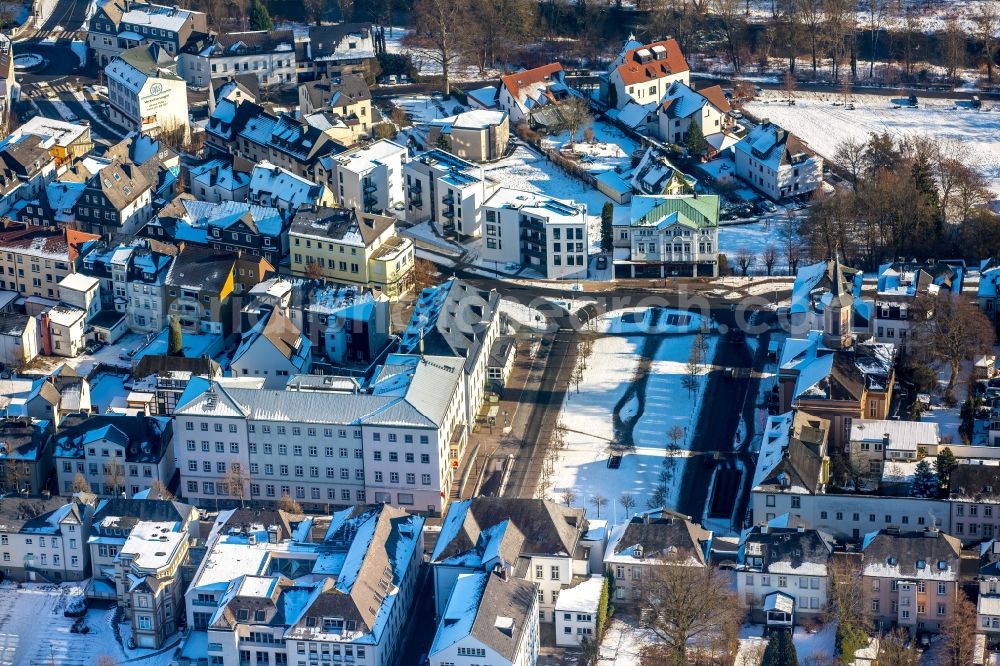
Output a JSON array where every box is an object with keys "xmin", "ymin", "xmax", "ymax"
[
  {"xmin": 762, "ymin": 629, "xmax": 799, "ymax": 666},
  {"xmin": 684, "ymin": 121, "xmax": 709, "ymax": 156},
  {"xmin": 935, "ymin": 447, "xmax": 958, "ymax": 490},
  {"xmin": 600, "ymin": 201, "xmax": 614, "ymax": 253},
  {"xmin": 168, "ymin": 315, "xmax": 183, "ymax": 357},
  {"xmin": 910, "ymin": 459, "xmax": 939, "ymax": 498},
  {"xmin": 249, "ymin": 0, "xmax": 273, "ymax": 30}
]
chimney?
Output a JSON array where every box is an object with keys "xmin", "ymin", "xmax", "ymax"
[{"xmin": 883, "ymin": 433, "xmax": 890, "ymax": 450}]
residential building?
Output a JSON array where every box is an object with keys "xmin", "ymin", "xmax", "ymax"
[
  {"xmin": 554, "ymin": 575, "xmax": 604, "ymax": 647},
  {"xmin": 52, "ymin": 413, "xmax": 175, "ymax": 499},
  {"xmin": 849, "ymin": 420, "xmax": 940, "ymax": 482},
  {"xmin": 76, "ymin": 159, "xmax": 154, "ymax": 239},
  {"xmin": 104, "ymin": 132, "xmax": 181, "ymax": 203},
  {"xmin": 88, "ymin": 0, "xmax": 208, "ymax": 66},
  {"xmin": 629, "ymin": 147, "xmax": 695, "ymax": 197},
  {"xmin": 130, "ymin": 355, "xmax": 222, "ymax": 415},
  {"xmin": 736, "ymin": 524, "xmax": 834, "ymax": 628},
  {"xmin": 0, "ymin": 314, "xmax": 38, "ymax": 366},
  {"xmin": 481, "ymin": 187, "xmax": 588, "ymax": 280},
  {"xmin": 179, "ymin": 30, "xmax": 296, "ymax": 90},
  {"xmin": 0, "ymin": 370, "xmax": 85, "ymax": 428},
  {"xmin": 0, "ymin": 496, "xmax": 93, "ymax": 582},
  {"xmin": 0, "ymin": 135, "xmax": 57, "ymax": 216},
  {"xmin": 157, "ymin": 196, "xmax": 287, "ymax": 266},
  {"xmin": 404, "ymin": 149, "xmax": 498, "ymax": 238},
  {"xmin": 428, "ymin": 110, "xmax": 510, "ymax": 163},
  {"xmin": 655, "ymin": 80, "xmax": 731, "ymax": 148},
  {"xmin": 611, "ymin": 194, "xmax": 719, "ymax": 278},
  {"xmin": 0, "ymin": 225, "xmax": 99, "ymax": 298},
  {"xmin": 431, "ymin": 497, "xmax": 603, "ymax": 623},
  {"xmin": 45, "ymin": 305, "xmax": 87, "ymax": 357},
  {"xmin": 327, "ymin": 139, "xmax": 407, "ymax": 214},
  {"xmin": 206, "ymin": 99, "xmax": 347, "ymax": 179},
  {"xmin": 397, "ymin": 278, "xmax": 502, "ymax": 433},
  {"xmin": 498, "ymin": 63, "xmax": 577, "ymax": 126},
  {"xmin": 183, "ymin": 503, "xmax": 423, "ymax": 666},
  {"xmin": 248, "ymin": 161, "xmax": 333, "ymax": 213},
  {"xmin": 230, "ymin": 308, "xmax": 312, "ymax": 389},
  {"xmin": 603, "ymin": 38, "xmax": 690, "ymax": 109},
  {"xmin": 288, "ymin": 207, "xmax": 414, "ymax": 298},
  {"xmin": 58, "ymin": 273, "xmax": 101, "ymax": 322},
  {"xmin": 164, "ymin": 245, "xmax": 237, "ymax": 335},
  {"xmin": 430, "ymin": 570, "xmax": 539, "ymax": 666},
  {"xmin": 733, "ymin": 121, "xmax": 823, "ymax": 201},
  {"xmin": 979, "ymin": 266, "xmax": 1000, "ymax": 329},
  {"xmin": 289, "ymin": 281, "xmax": 391, "ymax": 366},
  {"xmin": 298, "ymin": 74, "xmax": 373, "ymax": 141},
  {"xmin": 0, "ymin": 417, "xmax": 54, "ymax": 496},
  {"xmin": 604, "ymin": 508, "xmax": 710, "ymax": 605},
  {"xmin": 302, "ymin": 23, "xmax": 377, "ymax": 79},
  {"xmin": 186, "ymin": 155, "xmax": 252, "ymax": 204},
  {"xmin": 861, "ymin": 528, "xmax": 962, "ymax": 634},
  {"xmin": 751, "ymin": 410, "xmax": 951, "ymax": 541},
  {"xmin": 174, "ymin": 353, "xmax": 468, "ymax": 512},
  {"xmin": 788, "ymin": 258, "xmax": 871, "ymax": 339},
  {"xmin": 875, "ymin": 261, "xmax": 964, "ymax": 346},
  {"xmin": 976, "ymin": 539, "xmax": 1000, "ymax": 637},
  {"xmin": 105, "ymin": 43, "xmax": 189, "ymax": 138},
  {"xmin": 949, "ymin": 464, "xmax": 1000, "ymax": 543},
  {"xmin": 79, "ymin": 239, "xmax": 174, "ymax": 334},
  {"xmin": 3, "ymin": 117, "xmax": 93, "ymax": 167}
]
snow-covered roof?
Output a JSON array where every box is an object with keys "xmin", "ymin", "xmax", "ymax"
[
  {"xmin": 850, "ymin": 419, "xmax": 939, "ymax": 452},
  {"xmin": 554, "ymin": 575, "xmax": 604, "ymax": 614},
  {"xmin": 119, "ymin": 520, "xmax": 187, "ymax": 572},
  {"xmin": 430, "ymin": 109, "xmax": 508, "ymax": 131},
  {"xmin": 58, "ymin": 273, "xmax": 99, "ymax": 293},
  {"xmin": 484, "ymin": 187, "xmax": 585, "ymax": 224},
  {"xmin": 333, "ymin": 139, "xmax": 405, "ymax": 175}
]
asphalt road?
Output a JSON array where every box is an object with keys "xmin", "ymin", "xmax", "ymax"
[{"xmin": 33, "ymin": 0, "xmax": 90, "ymax": 35}]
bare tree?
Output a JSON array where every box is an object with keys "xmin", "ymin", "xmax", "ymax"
[
  {"xmin": 411, "ymin": 0, "xmax": 469, "ymax": 96},
  {"xmin": 2, "ymin": 459, "xmax": 31, "ymax": 495},
  {"xmin": 588, "ymin": 494, "xmax": 608, "ymax": 518},
  {"xmin": 826, "ymin": 555, "xmax": 871, "ymax": 651},
  {"xmin": 941, "ymin": 17, "xmax": 966, "ymax": 80},
  {"xmin": 973, "ymin": 2, "xmax": 1000, "ymax": 83},
  {"xmin": 643, "ymin": 564, "xmax": 744, "ymax": 665},
  {"xmin": 147, "ymin": 478, "xmax": 174, "ymax": 500},
  {"xmin": 411, "ymin": 258, "xmax": 439, "ymax": 292},
  {"xmin": 761, "ymin": 245, "xmax": 777, "ymax": 276},
  {"xmin": 713, "ymin": 0, "xmax": 746, "ymax": 73},
  {"xmin": 940, "ymin": 595, "xmax": 978, "ymax": 666},
  {"xmin": 834, "ymin": 136, "xmax": 866, "ymax": 191},
  {"xmin": 783, "ymin": 69, "xmax": 796, "ymax": 104},
  {"xmin": 305, "ymin": 260, "xmax": 326, "ymax": 281},
  {"xmin": 910, "ymin": 292, "xmax": 995, "ymax": 391},
  {"xmin": 877, "ymin": 627, "xmax": 920, "ymax": 666},
  {"xmin": 863, "ymin": 0, "xmax": 888, "ymax": 78},
  {"xmin": 303, "ymin": 0, "xmax": 324, "ymax": 24},
  {"xmin": 618, "ymin": 493, "xmax": 636, "ymax": 518},
  {"xmin": 570, "ymin": 363, "xmax": 584, "ymax": 393},
  {"xmin": 223, "ymin": 463, "xmax": 250, "ymax": 508},
  {"xmin": 561, "ymin": 489, "xmax": 577, "ymax": 506},
  {"xmin": 735, "ymin": 247, "xmax": 754, "ymax": 276},
  {"xmin": 557, "ymin": 96, "xmax": 591, "ymax": 148},
  {"xmin": 278, "ymin": 492, "xmax": 302, "ymax": 513},
  {"xmin": 70, "ymin": 472, "xmax": 91, "ymax": 495}
]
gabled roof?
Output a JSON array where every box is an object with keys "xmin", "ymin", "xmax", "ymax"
[
  {"xmin": 949, "ymin": 464, "xmax": 1000, "ymax": 502},
  {"xmin": 606, "ymin": 508, "xmax": 711, "ymax": 566},
  {"xmin": 861, "ymin": 529, "xmax": 961, "ymax": 581},
  {"xmin": 289, "ymin": 207, "xmax": 393, "ymax": 248},
  {"xmin": 738, "ymin": 526, "xmax": 834, "ymax": 575},
  {"xmin": 55, "ymin": 413, "xmax": 173, "ymax": 463},
  {"xmin": 164, "ymin": 245, "xmax": 236, "ymax": 293},
  {"xmin": 499, "ymin": 63, "xmax": 569, "ymax": 114},
  {"xmin": 231, "ymin": 308, "xmax": 310, "ymax": 367},
  {"xmin": 614, "ymin": 39, "xmax": 688, "ymax": 86},
  {"xmin": 734, "ymin": 121, "xmax": 817, "ymax": 171}
]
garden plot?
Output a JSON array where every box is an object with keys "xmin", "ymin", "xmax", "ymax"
[
  {"xmin": 540, "ymin": 120, "xmax": 641, "ymax": 176},
  {"xmin": 391, "ymin": 94, "xmax": 466, "ymax": 123},
  {"xmin": 746, "ymin": 90, "xmax": 1000, "ymax": 196},
  {"xmin": 546, "ymin": 330, "xmax": 719, "ymax": 517}
]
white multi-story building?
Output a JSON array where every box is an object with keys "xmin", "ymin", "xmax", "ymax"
[
  {"xmin": 182, "ymin": 504, "xmax": 424, "ymax": 666},
  {"xmin": 603, "ymin": 38, "xmax": 690, "ymax": 109},
  {"xmin": 88, "ymin": 0, "xmax": 208, "ymax": 66},
  {"xmin": 430, "ymin": 571, "xmax": 539, "ymax": 666},
  {"xmin": 328, "ymin": 139, "xmax": 407, "ymax": 214},
  {"xmin": 179, "ymin": 30, "xmax": 296, "ymax": 90},
  {"xmin": 481, "ymin": 187, "xmax": 588, "ymax": 280},
  {"xmin": 0, "ymin": 496, "xmax": 92, "ymax": 582},
  {"xmin": 174, "ymin": 353, "xmax": 467, "ymax": 513},
  {"xmin": 248, "ymin": 161, "xmax": 333, "ymax": 213},
  {"xmin": 105, "ymin": 43, "xmax": 189, "ymax": 138},
  {"xmin": 404, "ymin": 149, "xmax": 497, "ymax": 238},
  {"xmin": 554, "ymin": 575, "xmax": 604, "ymax": 647},
  {"xmin": 612, "ymin": 194, "xmax": 720, "ymax": 278},
  {"xmin": 733, "ymin": 121, "xmax": 823, "ymax": 201}
]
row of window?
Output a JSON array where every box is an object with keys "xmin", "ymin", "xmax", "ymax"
[{"xmin": 745, "ymin": 574, "xmax": 821, "ymax": 590}]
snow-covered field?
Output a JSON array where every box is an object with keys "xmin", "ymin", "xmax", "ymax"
[
  {"xmin": 597, "ymin": 307, "xmax": 708, "ymax": 335},
  {"xmin": 746, "ymin": 90, "xmax": 1000, "ymax": 196},
  {"xmin": 737, "ymin": 622, "xmax": 837, "ymax": 666},
  {"xmin": 0, "ymin": 583, "xmax": 174, "ymax": 666},
  {"xmin": 540, "ymin": 120, "xmax": 641, "ymax": 176},
  {"xmin": 546, "ymin": 331, "xmax": 719, "ymax": 517}
]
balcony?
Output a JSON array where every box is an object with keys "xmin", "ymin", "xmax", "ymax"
[{"xmin": 363, "ymin": 182, "xmax": 378, "ymax": 193}]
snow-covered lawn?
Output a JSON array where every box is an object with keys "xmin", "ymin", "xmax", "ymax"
[
  {"xmin": 546, "ymin": 331, "xmax": 719, "ymax": 517},
  {"xmin": 89, "ymin": 372, "xmax": 128, "ymax": 414},
  {"xmin": 391, "ymin": 94, "xmax": 466, "ymax": 123},
  {"xmin": 598, "ymin": 616, "xmax": 662, "ymax": 666},
  {"xmin": 718, "ymin": 218, "xmax": 796, "ymax": 273},
  {"xmin": 485, "ymin": 145, "xmax": 622, "ymax": 254},
  {"xmin": 746, "ymin": 89, "xmax": 1000, "ymax": 196},
  {"xmin": 540, "ymin": 120, "xmax": 641, "ymax": 176},
  {"xmin": 28, "ymin": 332, "xmax": 147, "ymax": 377},
  {"xmin": 0, "ymin": 582, "xmax": 175, "ymax": 666},
  {"xmin": 737, "ymin": 622, "xmax": 837, "ymax": 666}
]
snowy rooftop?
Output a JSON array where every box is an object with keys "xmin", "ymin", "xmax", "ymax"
[
  {"xmin": 119, "ymin": 520, "xmax": 187, "ymax": 572},
  {"xmin": 334, "ymin": 139, "xmax": 405, "ymax": 174},
  {"xmin": 484, "ymin": 187, "xmax": 585, "ymax": 223},
  {"xmin": 850, "ymin": 419, "xmax": 939, "ymax": 452},
  {"xmin": 58, "ymin": 273, "xmax": 99, "ymax": 293},
  {"xmin": 554, "ymin": 575, "xmax": 604, "ymax": 614},
  {"xmin": 430, "ymin": 109, "xmax": 508, "ymax": 130}
]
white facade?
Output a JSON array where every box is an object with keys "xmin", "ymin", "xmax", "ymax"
[
  {"xmin": 404, "ymin": 149, "xmax": 497, "ymax": 238},
  {"xmin": 46, "ymin": 306, "xmax": 86, "ymax": 357},
  {"xmin": 331, "ymin": 139, "xmax": 407, "ymax": 214},
  {"xmin": 179, "ymin": 33, "xmax": 296, "ymax": 89},
  {"xmin": 58, "ymin": 274, "xmax": 100, "ymax": 322},
  {"xmin": 0, "ymin": 502, "xmax": 90, "ymax": 582},
  {"xmin": 554, "ymin": 575, "xmax": 603, "ymax": 647},
  {"xmin": 733, "ymin": 122, "xmax": 824, "ymax": 200},
  {"xmin": 481, "ymin": 188, "xmax": 588, "ymax": 280},
  {"xmin": 105, "ymin": 46, "xmax": 189, "ymax": 137},
  {"xmin": 0, "ymin": 315, "xmax": 38, "ymax": 366}
]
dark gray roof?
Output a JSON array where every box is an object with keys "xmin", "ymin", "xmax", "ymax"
[
  {"xmin": 861, "ymin": 529, "xmax": 961, "ymax": 578},
  {"xmin": 949, "ymin": 464, "xmax": 1000, "ymax": 501},
  {"xmin": 470, "ymin": 572, "xmax": 536, "ymax": 661},
  {"xmin": 614, "ymin": 509, "xmax": 711, "ymax": 564},
  {"xmin": 308, "ymin": 23, "xmax": 371, "ymax": 57},
  {"xmin": 165, "ymin": 245, "xmax": 237, "ymax": 294},
  {"xmin": 301, "ymin": 74, "xmax": 371, "ymax": 109},
  {"xmin": 739, "ymin": 526, "xmax": 834, "ymax": 571},
  {"xmin": 0, "ymin": 418, "xmax": 51, "ymax": 463},
  {"xmin": 0, "ymin": 313, "xmax": 30, "ymax": 336},
  {"xmin": 55, "ymin": 413, "xmax": 173, "ymax": 463},
  {"xmin": 132, "ymin": 354, "xmax": 221, "ymax": 380}
]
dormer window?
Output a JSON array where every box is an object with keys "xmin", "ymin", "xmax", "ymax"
[
  {"xmin": 322, "ymin": 617, "xmax": 343, "ymax": 633},
  {"xmin": 254, "ymin": 609, "xmax": 265, "ymax": 622},
  {"xmin": 237, "ymin": 608, "xmax": 249, "ymax": 622},
  {"xmin": 306, "ymin": 616, "xmax": 316, "ymax": 627}
]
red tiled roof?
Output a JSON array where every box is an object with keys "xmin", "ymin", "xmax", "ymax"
[
  {"xmin": 698, "ymin": 84, "xmax": 731, "ymax": 114},
  {"xmin": 615, "ymin": 39, "xmax": 688, "ymax": 86},
  {"xmin": 500, "ymin": 62, "xmax": 564, "ymax": 104}
]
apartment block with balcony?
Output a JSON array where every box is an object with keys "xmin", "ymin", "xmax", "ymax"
[
  {"xmin": 612, "ymin": 194, "xmax": 719, "ymax": 278},
  {"xmin": 481, "ymin": 187, "xmax": 588, "ymax": 280},
  {"xmin": 861, "ymin": 528, "xmax": 961, "ymax": 635},
  {"xmin": 328, "ymin": 139, "xmax": 406, "ymax": 214},
  {"xmin": 404, "ymin": 149, "xmax": 498, "ymax": 238}
]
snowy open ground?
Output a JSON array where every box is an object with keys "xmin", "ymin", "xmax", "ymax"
[
  {"xmin": 546, "ymin": 329, "xmax": 719, "ymax": 519},
  {"xmin": 89, "ymin": 372, "xmax": 128, "ymax": 414},
  {"xmin": 0, "ymin": 583, "xmax": 174, "ymax": 666},
  {"xmin": 737, "ymin": 622, "xmax": 837, "ymax": 666},
  {"xmin": 746, "ymin": 89, "xmax": 1000, "ymax": 196}
]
